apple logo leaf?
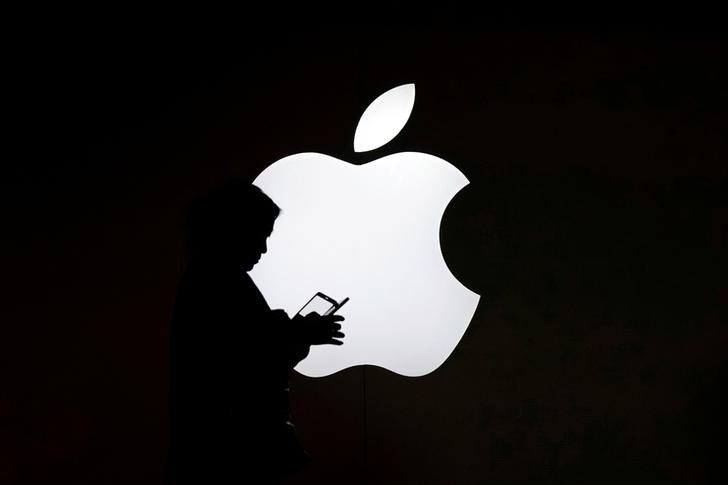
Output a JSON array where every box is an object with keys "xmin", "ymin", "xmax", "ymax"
[{"xmin": 353, "ymin": 83, "xmax": 416, "ymax": 153}]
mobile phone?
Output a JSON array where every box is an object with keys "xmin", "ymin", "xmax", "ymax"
[{"xmin": 296, "ymin": 292, "xmax": 349, "ymax": 317}]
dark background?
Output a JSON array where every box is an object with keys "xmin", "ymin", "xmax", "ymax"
[{"xmin": 4, "ymin": 6, "xmax": 727, "ymax": 484}]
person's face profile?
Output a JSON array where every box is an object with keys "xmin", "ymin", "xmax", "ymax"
[
  {"xmin": 240, "ymin": 223, "xmax": 274, "ymax": 272},
  {"xmin": 185, "ymin": 182, "xmax": 280, "ymax": 270},
  {"xmin": 244, "ymin": 234, "xmax": 268, "ymax": 271}
]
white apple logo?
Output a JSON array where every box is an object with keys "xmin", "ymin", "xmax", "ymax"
[{"xmin": 249, "ymin": 84, "xmax": 480, "ymax": 377}]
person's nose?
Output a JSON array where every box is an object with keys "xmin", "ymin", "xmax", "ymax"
[{"xmin": 261, "ymin": 240, "xmax": 267, "ymax": 254}]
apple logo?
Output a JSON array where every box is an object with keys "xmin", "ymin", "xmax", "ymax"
[{"xmin": 249, "ymin": 83, "xmax": 480, "ymax": 377}]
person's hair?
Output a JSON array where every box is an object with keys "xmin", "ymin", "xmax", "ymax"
[{"xmin": 184, "ymin": 178, "xmax": 281, "ymax": 260}]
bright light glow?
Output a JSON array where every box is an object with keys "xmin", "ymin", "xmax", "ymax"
[
  {"xmin": 353, "ymin": 84, "xmax": 415, "ymax": 153},
  {"xmin": 250, "ymin": 152, "xmax": 480, "ymax": 377}
]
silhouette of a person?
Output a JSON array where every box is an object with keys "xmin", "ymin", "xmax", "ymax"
[{"xmin": 165, "ymin": 179, "xmax": 345, "ymax": 484}]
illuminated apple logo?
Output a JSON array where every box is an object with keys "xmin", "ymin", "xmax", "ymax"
[{"xmin": 249, "ymin": 84, "xmax": 480, "ymax": 377}]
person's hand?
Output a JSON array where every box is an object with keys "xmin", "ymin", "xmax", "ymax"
[
  {"xmin": 293, "ymin": 312, "xmax": 345, "ymax": 346},
  {"xmin": 270, "ymin": 309, "xmax": 290, "ymax": 325}
]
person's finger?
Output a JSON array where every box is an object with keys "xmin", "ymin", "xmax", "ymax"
[
  {"xmin": 311, "ymin": 336, "xmax": 344, "ymax": 345},
  {"xmin": 331, "ymin": 331, "xmax": 345, "ymax": 339},
  {"xmin": 311, "ymin": 322, "xmax": 341, "ymax": 333},
  {"xmin": 324, "ymin": 315, "xmax": 345, "ymax": 322}
]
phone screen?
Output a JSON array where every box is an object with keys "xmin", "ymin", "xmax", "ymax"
[{"xmin": 297, "ymin": 293, "xmax": 337, "ymax": 317}]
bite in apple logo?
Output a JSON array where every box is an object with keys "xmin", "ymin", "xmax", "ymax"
[{"xmin": 249, "ymin": 83, "xmax": 480, "ymax": 377}]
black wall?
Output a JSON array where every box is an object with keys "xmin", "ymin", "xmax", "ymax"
[{"xmin": 4, "ymin": 12, "xmax": 727, "ymax": 484}]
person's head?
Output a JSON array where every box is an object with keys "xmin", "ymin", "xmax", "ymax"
[{"xmin": 184, "ymin": 179, "xmax": 281, "ymax": 271}]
